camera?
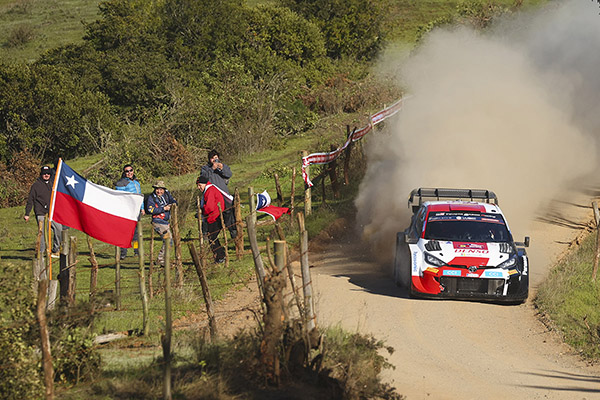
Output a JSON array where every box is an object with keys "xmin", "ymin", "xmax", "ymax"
[{"xmin": 214, "ymin": 158, "xmax": 220, "ymax": 164}]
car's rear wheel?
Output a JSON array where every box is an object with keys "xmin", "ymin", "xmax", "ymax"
[{"xmin": 394, "ymin": 233, "xmax": 411, "ymax": 289}]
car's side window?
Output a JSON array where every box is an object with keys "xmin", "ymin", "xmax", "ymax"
[{"xmin": 410, "ymin": 206, "xmax": 426, "ymax": 239}]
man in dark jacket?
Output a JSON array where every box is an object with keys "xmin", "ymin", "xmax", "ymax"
[
  {"xmin": 146, "ymin": 180, "xmax": 177, "ymax": 265},
  {"xmin": 200, "ymin": 150, "xmax": 237, "ymax": 239},
  {"xmin": 24, "ymin": 166, "xmax": 65, "ymax": 257}
]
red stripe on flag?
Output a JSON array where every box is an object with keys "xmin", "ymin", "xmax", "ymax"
[{"xmin": 52, "ymin": 191, "xmax": 138, "ymax": 248}]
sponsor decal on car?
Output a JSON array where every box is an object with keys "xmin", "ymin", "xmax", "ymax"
[
  {"xmin": 412, "ymin": 251, "xmax": 418, "ymax": 274},
  {"xmin": 425, "ymin": 267, "xmax": 439, "ymax": 274},
  {"xmin": 508, "ymin": 269, "xmax": 519, "ymax": 276},
  {"xmin": 484, "ymin": 270, "xmax": 503, "ymax": 278},
  {"xmin": 453, "ymin": 242, "xmax": 488, "ymax": 250},
  {"xmin": 443, "ymin": 269, "xmax": 462, "ymax": 276}
]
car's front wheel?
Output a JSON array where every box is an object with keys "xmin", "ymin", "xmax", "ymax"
[{"xmin": 394, "ymin": 233, "xmax": 411, "ymax": 289}]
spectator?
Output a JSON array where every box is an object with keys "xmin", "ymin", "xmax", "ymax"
[
  {"xmin": 115, "ymin": 164, "xmax": 144, "ymax": 259},
  {"xmin": 146, "ymin": 180, "xmax": 177, "ymax": 266},
  {"xmin": 200, "ymin": 150, "xmax": 237, "ymax": 238},
  {"xmin": 196, "ymin": 175, "xmax": 226, "ymax": 263},
  {"xmin": 24, "ymin": 165, "xmax": 66, "ymax": 257}
]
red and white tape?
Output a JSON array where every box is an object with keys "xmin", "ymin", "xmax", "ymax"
[{"xmin": 301, "ymin": 98, "xmax": 404, "ymax": 186}]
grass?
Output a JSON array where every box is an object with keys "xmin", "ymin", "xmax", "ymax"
[
  {"xmin": 0, "ymin": 104, "xmax": 369, "ymax": 338},
  {"xmin": 0, "ymin": 0, "xmax": 101, "ymax": 63},
  {"xmin": 536, "ymin": 230, "xmax": 600, "ymax": 359}
]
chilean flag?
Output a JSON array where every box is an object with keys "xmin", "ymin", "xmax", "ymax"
[
  {"xmin": 49, "ymin": 159, "xmax": 144, "ymax": 248},
  {"xmin": 256, "ymin": 190, "xmax": 290, "ymax": 221}
]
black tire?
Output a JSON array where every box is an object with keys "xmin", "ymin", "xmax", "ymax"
[{"xmin": 394, "ymin": 233, "xmax": 411, "ymax": 288}]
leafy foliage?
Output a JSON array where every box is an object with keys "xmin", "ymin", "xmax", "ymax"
[
  {"xmin": 0, "ymin": 262, "xmax": 43, "ymax": 400},
  {"xmin": 0, "ymin": 63, "xmax": 116, "ymax": 164},
  {"xmin": 284, "ymin": 0, "xmax": 385, "ymax": 60}
]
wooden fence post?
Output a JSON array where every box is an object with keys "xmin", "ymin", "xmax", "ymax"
[
  {"xmin": 234, "ymin": 188, "xmax": 244, "ymax": 259},
  {"xmin": 37, "ymin": 279, "xmax": 54, "ymax": 400},
  {"xmin": 321, "ymin": 168, "xmax": 327, "ymax": 207},
  {"xmin": 67, "ymin": 236, "xmax": 77, "ymax": 306},
  {"xmin": 274, "ymin": 173, "xmax": 283, "ymax": 207},
  {"xmin": 246, "ymin": 214, "xmax": 265, "ymax": 297},
  {"xmin": 59, "ymin": 230, "xmax": 76, "ymax": 307},
  {"xmin": 218, "ymin": 204, "xmax": 230, "ymax": 269},
  {"xmin": 171, "ymin": 204, "xmax": 183, "ymax": 288},
  {"xmin": 197, "ymin": 196, "xmax": 204, "ymax": 247},
  {"xmin": 260, "ymin": 239, "xmax": 286, "ymax": 385},
  {"xmin": 115, "ymin": 246, "xmax": 121, "ymax": 310},
  {"xmin": 149, "ymin": 224, "xmax": 155, "ymax": 298},
  {"xmin": 290, "ymin": 166, "xmax": 296, "ymax": 218},
  {"xmin": 297, "ymin": 212, "xmax": 316, "ymax": 332},
  {"xmin": 188, "ymin": 242, "xmax": 218, "ymax": 342},
  {"xmin": 138, "ymin": 222, "xmax": 149, "ymax": 335},
  {"xmin": 592, "ymin": 201, "xmax": 600, "ymax": 281},
  {"xmin": 302, "ymin": 151, "xmax": 311, "ymax": 216},
  {"xmin": 343, "ymin": 126, "xmax": 355, "ymax": 185},
  {"xmin": 329, "ymin": 144, "xmax": 339, "ymax": 199},
  {"xmin": 162, "ymin": 240, "xmax": 172, "ymax": 400},
  {"xmin": 248, "ymin": 187, "xmax": 256, "ymax": 225},
  {"xmin": 87, "ymin": 236, "xmax": 99, "ymax": 302}
]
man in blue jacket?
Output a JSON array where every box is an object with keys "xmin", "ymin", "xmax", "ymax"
[
  {"xmin": 115, "ymin": 164, "xmax": 144, "ymax": 259},
  {"xmin": 146, "ymin": 180, "xmax": 177, "ymax": 266}
]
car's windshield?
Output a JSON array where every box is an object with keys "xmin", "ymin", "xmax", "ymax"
[{"xmin": 424, "ymin": 211, "xmax": 511, "ymax": 243}]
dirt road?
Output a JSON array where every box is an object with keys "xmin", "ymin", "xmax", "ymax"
[{"xmin": 310, "ymin": 190, "xmax": 600, "ymax": 400}]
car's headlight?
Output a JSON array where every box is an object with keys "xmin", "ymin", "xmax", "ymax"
[
  {"xmin": 424, "ymin": 252, "xmax": 446, "ymax": 267},
  {"xmin": 497, "ymin": 256, "xmax": 518, "ymax": 269}
]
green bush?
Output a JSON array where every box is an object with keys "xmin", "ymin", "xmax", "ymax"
[
  {"xmin": 0, "ymin": 63, "xmax": 116, "ymax": 164},
  {"xmin": 284, "ymin": 0, "xmax": 385, "ymax": 60},
  {"xmin": 0, "ymin": 263, "xmax": 43, "ymax": 399}
]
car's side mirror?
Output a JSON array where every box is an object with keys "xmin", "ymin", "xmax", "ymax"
[{"xmin": 516, "ymin": 236, "xmax": 530, "ymax": 247}]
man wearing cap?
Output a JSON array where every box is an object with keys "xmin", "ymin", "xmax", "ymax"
[
  {"xmin": 200, "ymin": 150, "xmax": 237, "ymax": 239},
  {"xmin": 24, "ymin": 166, "xmax": 65, "ymax": 257},
  {"xmin": 146, "ymin": 180, "xmax": 177, "ymax": 265},
  {"xmin": 115, "ymin": 164, "xmax": 144, "ymax": 259},
  {"xmin": 196, "ymin": 175, "xmax": 226, "ymax": 263}
]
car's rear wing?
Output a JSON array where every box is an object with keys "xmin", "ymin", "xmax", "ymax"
[{"xmin": 408, "ymin": 188, "xmax": 498, "ymax": 211}]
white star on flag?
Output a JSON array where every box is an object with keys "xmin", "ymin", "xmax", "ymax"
[{"xmin": 65, "ymin": 175, "xmax": 78, "ymax": 189}]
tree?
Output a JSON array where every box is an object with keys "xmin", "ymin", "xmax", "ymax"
[{"xmin": 283, "ymin": 0, "xmax": 385, "ymax": 60}]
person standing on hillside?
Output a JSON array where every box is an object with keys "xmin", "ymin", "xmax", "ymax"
[
  {"xmin": 200, "ymin": 150, "xmax": 237, "ymax": 239},
  {"xmin": 146, "ymin": 180, "xmax": 177, "ymax": 266},
  {"xmin": 24, "ymin": 165, "xmax": 65, "ymax": 257},
  {"xmin": 115, "ymin": 164, "xmax": 144, "ymax": 259},
  {"xmin": 196, "ymin": 175, "xmax": 226, "ymax": 263}
]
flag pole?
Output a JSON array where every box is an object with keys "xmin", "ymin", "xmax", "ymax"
[{"xmin": 48, "ymin": 158, "xmax": 63, "ymax": 279}]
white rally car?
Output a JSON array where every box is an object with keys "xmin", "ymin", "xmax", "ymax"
[{"xmin": 394, "ymin": 188, "xmax": 529, "ymax": 303}]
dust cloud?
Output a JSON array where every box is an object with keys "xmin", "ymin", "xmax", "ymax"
[{"xmin": 356, "ymin": 0, "xmax": 600, "ymax": 261}]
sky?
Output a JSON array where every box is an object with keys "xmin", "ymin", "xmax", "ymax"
[{"xmin": 356, "ymin": 0, "xmax": 600, "ymax": 260}]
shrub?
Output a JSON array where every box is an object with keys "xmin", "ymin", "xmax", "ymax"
[
  {"xmin": 0, "ymin": 63, "xmax": 117, "ymax": 164},
  {"xmin": 0, "ymin": 149, "xmax": 41, "ymax": 208},
  {"xmin": 320, "ymin": 327, "xmax": 401, "ymax": 399},
  {"xmin": 0, "ymin": 262, "xmax": 43, "ymax": 399},
  {"xmin": 5, "ymin": 24, "xmax": 36, "ymax": 48},
  {"xmin": 50, "ymin": 307, "xmax": 101, "ymax": 384}
]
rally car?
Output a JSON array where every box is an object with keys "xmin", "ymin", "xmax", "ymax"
[{"xmin": 394, "ymin": 188, "xmax": 529, "ymax": 303}]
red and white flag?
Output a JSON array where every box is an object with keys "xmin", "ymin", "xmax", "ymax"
[
  {"xmin": 49, "ymin": 159, "xmax": 144, "ymax": 248},
  {"xmin": 256, "ymin": 190, "xmax": 290, "ymax": 221}
]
